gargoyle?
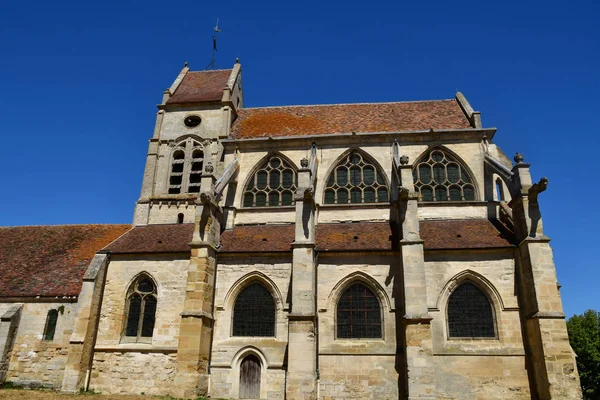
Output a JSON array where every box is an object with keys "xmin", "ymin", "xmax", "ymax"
[
  {"xmin": 295, "ymin": 187, "xmax": 314, "ymax": 201},
  {"xmin": 304, "ymin": 187, "xmax": 314, "ymax": 200},
  {"xmin": 398, "ymin": 186, "xmax": 410, "ymax": 201},
  {"xmin": 199, "ymin": 192, "xmax": 214, "ymax": 205},
  {"xmin": 528, "ymin": 177, "xmax": 548, "ymax": 203}
]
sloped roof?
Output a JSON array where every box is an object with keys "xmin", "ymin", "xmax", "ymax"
[
  {"xmin": 0, "ymin": 224, "xmax": 130, "ymax": 298},
  {"xmin": 104, "ymin": 219, "xmax": 512, "ymax": 254},
  {"xmin": 231, "ymin": 100, "xmax": 472, "ymax": 139},
  {"xmin": 104, "ymin": 223, "xmax": 195, "ymax": 253},
  {"xmin": 166, "ymin": 69, "xmax": 231, "ymax": 104},
  {"xmin": 0, "ymin": 220, "xmax": 511, "ymax": 298}
]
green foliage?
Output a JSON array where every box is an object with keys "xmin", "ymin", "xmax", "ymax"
[{"xmin": 567, "ymin": 309, "xmax": 600, "ymax": 399}]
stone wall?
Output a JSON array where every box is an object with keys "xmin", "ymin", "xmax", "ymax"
[
  {"xmin": 5, "ymin": 302, "xmax": 76, "ymax": 388},
  {"xmin": 95, "ymin": 255, "xmax": 189, "ymax": 347},
  {"xmin": 434, "ymin": 355, "xmax": 531, "ymax": 399},
  {"xmin": 88, "ymin": 255, "xmax": 189, "ymax": 395},
  {"xmin": 318, "ymin": 355, "xmax": 398, "ymax": 400},
  {"xmin": 210, "ymin": 256, "xmax": 291, "ymax": 399},
  {"xmin": 89, "ymin": 350, "xmax": 177, "ymax": 395}
]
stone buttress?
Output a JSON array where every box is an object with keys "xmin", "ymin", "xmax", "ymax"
[
  {"xmin": 286, "ymin": 151, "xmax": 318, "ymax": 400},
  {"xmin": 509, "ymin": 155, "xmax": 582, "ymax": 399},
  {"xmin": 395, "ymin": 150, "xmax": 436, "ymax": 399}
]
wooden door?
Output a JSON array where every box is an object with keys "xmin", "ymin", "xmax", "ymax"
[{"xmin": 240, "ymin": 354, "xmax": 261, "ymax": 399}]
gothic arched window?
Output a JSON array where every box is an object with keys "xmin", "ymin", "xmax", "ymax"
[
  {"xmin": 412, "ymin": 148, "xmax": 475, "ymax": 202},
  {"xmin": 233, "ymin": 283, "xmax": 276, "ymax": 337},
  {"xmin": 324, "ymin": 151, "xmax": 388, "ymax": 204},
  {"xmin": 447, "ymin": 282, "xmax": 495, "ymax": 338},
  {"xmin": 168, "ymin": 138, "xmax": 204, "ymax": 194},
  {"xmin": 43, "ymin": 309, "xmax": 59, "ymax": 341},
  {"xmin": 123, "ymin": 275, "xmax": 157, "ymax": 342},
  {"xmin": 243, "ymin": 156, "xmax": 297, "ymax": 207},
  {"xmin": 336, "ymin": 283, "xmax": 382, "ymax": 339}
]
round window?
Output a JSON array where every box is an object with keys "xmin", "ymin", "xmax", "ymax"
[{"xmin": 184, "ymin": 115, "xmax": 202, "ymax": 128}]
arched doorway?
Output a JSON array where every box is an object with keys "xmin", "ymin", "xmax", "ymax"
[{"xmin": 239, "ymin": 354, "xmax": 261, "ymax": 398}]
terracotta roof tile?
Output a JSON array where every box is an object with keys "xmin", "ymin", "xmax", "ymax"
[
  {"xmin": 101, "ymin": 219, "xmax": 513, "ymax": 256},
  {"xmin": 231, "ymin": 100, "xmax": 471, "ymax": 139},
  {"xmin": 166, "ymin": 70, "xmax": 231, "ymax": 104},
  {"xmin": 317, "ymin": 222, "xmax": 394, "ymax": 251},
  {"xmin": 220, "ymin": 224, "xmax": 295, "ymax": 252},
  {"xmin": 0, "ymin": 224, "xmax": 130, "ymax": 298},
  {"xmin": 420, "ymin": 219, "xmax": 514, "ymax": 249},
  {"xmin": 104, "ymin": 223, "xmax": 195, "ymax": 253}
]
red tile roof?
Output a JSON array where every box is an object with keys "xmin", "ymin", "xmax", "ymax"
[
  {"xmin": 104, "ymin": 223, "xmax": 195, "ymax": 253},
  {"xmin": 317, "ymin": 222, "xmax": 394, "ymax": 251},
  {"xmin": 104, "ymin": 219, "xmax": 512, "ymax": 255},
  {"xmin": 420, "ymin": 219, "xmax": 513, "ymax": 250},
  {"xmin": 231, "ymin": 100, "xmax": 472, "ymax": 139},
  {"xmin": 220, "ymin": 224, "xmax": 295, "ymax": 252},
  {"xmin": 166, "ymin": 70, "xmax": 231, "ymax": 104},
  {"xmin": 0, "ymin": 224, "xmax": 130, "ymax": 298}
]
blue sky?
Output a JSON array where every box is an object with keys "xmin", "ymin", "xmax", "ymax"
[{"xmin": 0, "ymin": 0, "xmax": 598, "ymax": 316}]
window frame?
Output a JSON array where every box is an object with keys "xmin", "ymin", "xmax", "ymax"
[
  {"xmin": 232, "ymin": 282, "xmax": 276, "ymax": 337},
  {"xmin": 168, "ymin": 137, "xmax": 204, "ymax": 195},
  {"xmin": 445, "ymin": 281, "xmax": 498, "ymax": 340},
  {"xmin": 121, "ymin": 274, "xmax": 158, "ymax": 344},
  {"xmin": 242, "ymin": 154, "xmax": 298, "ymax": 208},
  {"xmin": 335, "ymin": 282, "xmax": 383, "ymax": 340},
  {"xmin": 323, "ymin": 150, "xmax": 390, "ymax": 205},
  {"xmin": 412, "ymin": 147, "xmax": 477, "ymax": 202},
  {"xmin": 42, "ymin": 309, "xmax": 59, "ymax": 341}
]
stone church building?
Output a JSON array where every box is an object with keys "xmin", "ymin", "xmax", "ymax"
[{"xmin": 0, "ymin": 61, "xmax": 582, "ymax": 399}]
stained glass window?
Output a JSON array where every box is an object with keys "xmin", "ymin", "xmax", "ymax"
[
  {"xmin": 243, "ymin": 156, "xmax": 297, "ymax": 207},
  {"xmin": 337, "ymin": 283, "xmax": 382, "ymax": 339},
  {"xmin": 447, "ymin": 282, "xmax": 495, "ymax": 338},
  {"xmin": 324, "ymin": 151, "xmax": 389, "ymax": 204},
  {"xmin": 413, "ymin": 149, "xmax": 476, "ymax": 202},
  {"xmin": 124, "ymin": 275, "xmax": 157, "ymax": 342},
  {"xmin": 233, "ymin": 283, "xmax": 275, "ymax": 337}
]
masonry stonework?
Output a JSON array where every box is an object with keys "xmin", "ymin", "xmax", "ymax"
[{"xmin": 0, "ymin": 62, "xmax": 581, "ymax": 399}]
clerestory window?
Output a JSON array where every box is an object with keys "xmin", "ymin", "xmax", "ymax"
[
  {"xmin": 412, "ymin": 149, "xmax": 475, "ymax": 201},
  {"xmin": 336, "ymin": 283, "xmax": 382, "ymax": 339},
  {"xmin": 168, "ymin": 138, "xmax": 204, "ymax": 194},
  {"xmin": 123, "ymin": 275, "xmax": 157, "ymax": 343},
  {"xmin": 447, "ymin": 282, "xmax": 496, "ymax": 338},
  {"xmin": 233, "ymin": 283, "xmax": 276, "ymax": 337},
  {"xmin": 324, "ymin": 151, "xmax": 389, "ymax": 204},
  {"xmin": 243, "ymin": 156, "xmax": 297, "ymax": 207}
]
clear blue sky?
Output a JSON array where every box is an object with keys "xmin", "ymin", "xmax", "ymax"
[{"xmin": 0, "ymin": 0, "xmax": 598, "ymax": 316}]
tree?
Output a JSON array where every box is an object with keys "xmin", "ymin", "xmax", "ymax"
[{"xmin": 567, "ymin": 309, "xmax": 600, "ymax": 399}]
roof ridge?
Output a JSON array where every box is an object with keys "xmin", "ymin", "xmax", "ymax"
[
  {"xmin": 0, "ymin": 223, "xmax": 130, "ymax": 229},
  {"xmin": 240, "ymin": 99, "xmax": 456, "ymax": 110},
  {"xmin": 188, "ymin": 68, "xmax": 232, "ymax": 73}
]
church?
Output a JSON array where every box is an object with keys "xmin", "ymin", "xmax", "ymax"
[{"xmin": 0, "ymin": 61, "xmax": 582, "ymax": 399}]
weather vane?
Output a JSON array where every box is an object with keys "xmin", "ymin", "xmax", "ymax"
[{"xmin": 205, "ymin": 18, "xmax": 221, "ymax": 70}]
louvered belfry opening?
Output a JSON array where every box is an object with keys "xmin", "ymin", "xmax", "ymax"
[
  {"xmin": 233, "ymin": 282, "xmax": 276, "ymax": 337},
  {"xmin": 239, "ymin": 354, "xmax": 261, "ymax": 399},
  {"xmin": 336, "ymin": 282, "xmax": 382, "ymax": 339},
  {"xmin": 447, "ymin": 282, "xmax": 496, "ymax": 338}
]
